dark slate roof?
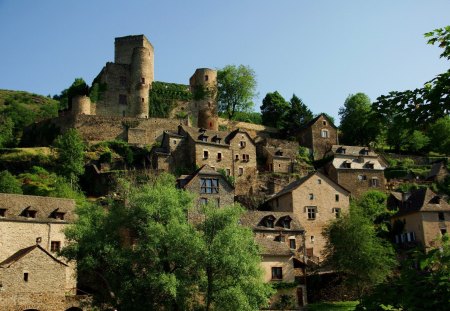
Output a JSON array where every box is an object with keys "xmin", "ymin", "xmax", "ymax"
[
  {"xmin": 267, "ymin": 171, "xmax": 350, "ymax": 201},
  {"xmin": 264, "ymin": 146, "xmax": 291, "ymax": 159},
  {"xmin": 427, "ymin": 161, "xmax": 449, "ymax": 180},
  {"xmin": 0, "ymin": 244, "xmax": 67, "ymax": 268},
  {"xmin": 301, "ymin": 113, "xmax": 337, "ymax": 130},
  {"xmin": 180, "ymin": 125, "xmax": 229, "ymax": 146},
  {"xmin": 240, "ymin": 211, "xmax": 304, "ymax": 232},
  {"xmin": 330, "ymin": 145, "xmax": 378, "ymax": 157},
  {"xmin": 392, "ymin": 188, "xmax": 450, "ymax": 217},
  {"xmin": 254, "ymin": 236, "xmax": 293, "ymax": 256},
  {"xmin": 177, "ymin": 165, "xmax": 234, "ymax": 189},
  {"xmin": 0, "ymin": 193, "xmax": 76, "ymax": 223}
]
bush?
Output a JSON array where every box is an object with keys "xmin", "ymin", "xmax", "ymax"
[{"xmin": 0, "ymin": 170, "xmax": 23, "ymax": 194}]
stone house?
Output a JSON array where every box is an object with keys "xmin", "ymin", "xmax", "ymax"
[
  {"xmin": 426, "ymin": 160, "xmax": 449, "ymax": 183},
  {"xmin": 266, "ymin": 171, "xmax": 350, "ymax": 262},
  {"xmin": 296, "ymin": 114, "xmax": 338, "ymax": 160},
  {"xmin": 240, "ymin": 211, "xmax": 307, "ymax": 309},
  {"xmin": 153, "ymin": 125, "xmax": 257, "ymax": 195},
  {"xmin": 257, "ymin": 138, "xmax": 300, "ymax": 174},
  {"xmin": 324, "ymin": 145, "xmax": 387, "ymax": 198},
  {"xmin": 177, "ymin": 164, "xmax": 235, "ymax": 208},
  {"xmin": 389, "ymin": 188, "xmax": 450, "ymax": 250},
  {"xmin": 0, "ymin": 193, "xmax": 84, "ymax": 311}
]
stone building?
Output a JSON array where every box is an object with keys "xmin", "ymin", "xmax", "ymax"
[
  {"xmin": 324, "ymin": 145, "xmax": 387, "ymax": 198},
  {"xmin": 240, "ymin": 211, "xmax": 307, "ymax": 309},
  {"xmin": 257, "ymin": 138, "xmax": 300, "ymax": 174},
  {"xmin": 0, "ymin": 193, "xmax": 84, "ymax": 311},
  {"xmin": 389, "ymin": 188, "xmax": 450, "ymax": 250},
  {"xmin": 296, "ymin": 114, "xmax": 338, "ymax": 160},
  {"xmin": 177, "ymin": 164, "xmax": 235, "ymax": 208},
  {"xmin": 426, "ymin": 160, "xmax": 449, "ymax": 183},
  {"xmin": 153, "ymin": 125, "xmax": 257, "ymax": 195},
  {"xmin": 266, "ymin": 171, "xmax": 350, "ymax": 262}
]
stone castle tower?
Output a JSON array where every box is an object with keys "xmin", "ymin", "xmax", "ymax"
[
  {"xmin": 87, "ymin": 34, "xmax": 154, "ymax": 118},
  {"xmin": 189, "ymin": 68, "xmax": 218, "ymax": 130}
]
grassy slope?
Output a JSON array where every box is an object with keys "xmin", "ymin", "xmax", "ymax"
[
  {"xmin": 0, "ymin": 89, "xmax": 58, "ymax": 111},
  {"xmin": 306, "ymin": 301, "xmax": 358, "ymax": 311}
]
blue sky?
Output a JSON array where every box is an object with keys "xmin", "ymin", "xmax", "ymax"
[{"xmin": 0, "ymin": 0, "xmax": 449, "ymax": 124}]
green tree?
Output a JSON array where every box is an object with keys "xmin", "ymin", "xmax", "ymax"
[
  {"xmin": 0, "ymin": 170, "xmax": 23, "ymax": 194},
  {"xmin": 357, "ymin": 235, "xmax": 450, "ymax": 311},
  {"xmin": 0, "ymin": 116, "xmax": 14, "ymax": 147},
  {"xmin": 284, "ymin": 94, "xmax": 313, "ymax": 135},
  {"xmin": 260, "ymin": 91, "xmax": 290, "ymax": 129},
  {"xmin": 54, "ymin": 78, "xmax": 89, "ymax": 110},
  {"xmin": 374, "ymin": 26, "xmax": 450, "ymax": 128},
  {"xmin": 322, "ymin": 206, "xmax": 396, "ymax": 300},
  {"xmin": 404, "ymin": 130, "xmax": 430, "ymax": 153},
  {"xmin": 62, "ymin": 174, "xmax": 272, "ymax": 310},
  {"xmin": 339, "ymin": 93, "xmax": 381, "ymax": 146},
  {"xmin": 200, "ymin": 205, "xmax": 273, "ymax": 311},
  {"xmin": 217, "ymin": 65, "xmax": 257, "ymax": 120},
  {"xmin": 428, "ymin": 116, "xmax": 450, "ymax": 155},
  {"xmin": 53, "ymin": 129, "xmax": 85, "ymax": 183}
]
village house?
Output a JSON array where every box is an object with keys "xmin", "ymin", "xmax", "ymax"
[
  {"xmin": 296, "ymin": 114, "xmax": 338, "ymax": 160},
  {"xmin": 177, "ymin": 164, "xmax": 235, "ymax": 208},
  {"xmin": 389, "ymin": 188, "xmax": 450, "ymax": 250},
  {"xmin": 266, "ymin": 171, "xmax": 350, "ymax": 262},
  {"xmin": 257, "ymin": 138, "xmax": 300, "ymax": 174},
  {"xmin": 324, "ymin": 145, "xmax": 387, "ymax": 198},
  {"xmin": 0, "ymin": 193, "xmax": 84, "ymax": 311},
  {"xmin": 240, "ymin": 211, "xmax": 307, "ymax": 309},
  {"xmin": 152, "ymin": 125, "xmax": 257, "ymax": 195}
]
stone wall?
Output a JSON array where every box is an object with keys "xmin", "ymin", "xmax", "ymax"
[
  {"xmin": 184, "ymin": 173, "xmax": 235, "ymax": 208},
  {"xmin": 330, "ymin": 168, "xmax": 386, "ymax": 198}
]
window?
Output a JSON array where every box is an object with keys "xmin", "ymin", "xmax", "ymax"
[
  {"xmin": 217, "ymin": 152, "xmax": 222, "ymax": 161},
  {"xmin": 277, "ymin": 235, "xmax": 286, "ymax": 242},
  {"xmin": 309, "ymin": 193, "xmax": 314, "ymax": 200},
  {"xmin": 226, "ymin": 168, "xmax": 231, "ymax": 176},
  {"xmin": 51, "ymin": 241, "xmax": 61, "ymax": 252},
  {"xmin": 361, "ymin": 149, "xmax": 369, "ymax": 155},
  {"xmin": 238, "ymin": 167, "xmax": 244, "ymax": 176},
  {"xmin": 333, "ymin": 208, "xmax": 341, "ymax": 218},
  {"xmin": 338, "ymin": 148, "xmax": 346, "ymax": 154},
  {"xmin": 439, "ymin": 212, "xmax": 445, "ymax": 221},
  {"xmin": 173, "ymin": 140, "xmax": 177, "ymax": 145},
  {"xmin": 203, "ymin": 150, "xmax": 209, "ymax": 159},
  {"xmin": 282, "ymin": 218, "xmax": 291, "ymax": 229},
  {"xmin": 23, "ymin": 272, "xmax": 29, "ymax": 282},
  {"xmin": 266, "ymin": 218, "xmax": 274, "ymax": 228},
  {"xmin": 335, "ymin": 194, "xmax": 339, "ymax": 202},
  {"xmin": 119, "ymin": 94, "xmax": 127, "ymax": 105},
  {"xmin": 441, "ymin": 228, "xmax": 447, "ymax": 235},
  {"xmin": 321, "ymin": 129, "xmax": 329, "ymax": 138},
  {"xmin": 141, "ymin": 97, "xmax": 145, "ymax": 103},
  {"xmin": 271, "ymin": 267, "xmax": 283, "ymax": 280},
  {"xmin": 0, "ymin": 209, "xmax": 6, "ymax": 217},
  {"xmin": 322, "ymin": 120, "xmax": 327, "ymax": 126},
  {"xmin": 200, "ymin": 178, "xmax": 219, "ymax": 194},
  {"xmin": 21, "ymin": 208, "xmax": 36, "ymax": 218},
  {"xmin": 119, "ymin": 76, "xmax": 127, "ymax": 86},
  {"xmin": 289, "ymin": 239, "xmax": 296, "ymax": 249},
  {"xmin": 370, "ymin": 178, "xmax": 379, "ymax": 187},
  {"xmin": 200, "ymin": 198, "xmax": 208, "ymax": 205},
  {"xmin": 343, "ymin": 161, "xmax": 351, "ymax": 168},
  {"xmin": 317, "ymin": 179, "xmax": 321, "ymax": 184},
  {"xmin": 205, "ymin": 75, "xmax": 209, "ymax": 81},
  {"xmin": 366, "ymin": 163, "xmax": 374, "ymax": 169},
  {"xmin": 240, "ymin": 141, "xmax": 246, "ymax": 148},
  {"xmin": 141, "ymin": 77, "xmax": 145, "ymax": 84},
  {"xmin": 358, "ymin": 174, "xmax": 367, "ymax": 181},
  {"xmin": 307, "ymin": 207, "xmax": 317, "ymax": 220},
  {"xmin": 310, "ymin": 236, "xmax": 315, "ymax": 243},
  {"xmin": 200, "ymin": 135, "xmax": 208, "ymax": 142},
  {"xmin": 242, "ymin": 154, "xmax": 249, "ymax": 162},
  {"xmin": 235, "ymin": 154, "xmax": 239, "ymax": 161},
  {"xmin": 52, "ymin": 212, "xmax": 65, "ymax": 220}
]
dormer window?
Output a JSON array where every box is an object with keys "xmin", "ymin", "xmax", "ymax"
[
  {"xmin": 342, "ymin": 161, "xmax": 351, "ymax": 168},
  {"xmin": 275, "ymin": 150, "xmax": 283, "ymax": 156},
  {"xmin": 0, "ymin": 208, "xmax": 6, "ymax": 217},
  {"xmin": 430, "ymin": 196, "xmax": 441, "ymax": 204},
  {"xmin": 338, "ymin": 147, "xmax": 346, "ymax": 154},
  {"xmin": 366, "ymin": 162, "xmax": 374, "ymax": 169},
  {"xmin": 361, "ymin": 149, "xmax": 369, "ymax": 155},
  {"xmin": 21, "ymin": 207, "xmax": 37, "ymax": 219},
  {"xmin": 51, "ymin": 210, "xmax": 65, "ymax": 220},
  {"xmin": 281, "ymin": 217, "xmax": 291, "ymax": 229},
  {"xmin": 263, "ymin": 216, "xmax": 275, "ymax": 228}
]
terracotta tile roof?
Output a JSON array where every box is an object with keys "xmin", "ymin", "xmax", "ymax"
[
  {"xmin": 0, "ymin": 193, "xmax": 76, "ymax": 223},
  {"xmin": 0, "ymin": 244, "xmax": 67, "ymax": 268},
  {"xmin": 240, "ymin": 211, "xmax": 304, "ymax": 232}
]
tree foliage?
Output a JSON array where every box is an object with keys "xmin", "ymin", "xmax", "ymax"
[
  {"xmin": 217, "ymin": 65, "xmax": 257, "ymax": 120},
  {"xmin": 53, "ymin": 129, "xmax": 85, "ymax": 183},
  {"xmin": 428, "ymin": 116, "xmax": 450, "ymax": 155},
  {"xmin": 0, "ymin": 170, "xmax": 23, "ymax": 194},
  {"xmin": 357, "ymin": 235, "xmax": 450, "ymax": 311},
  {"xmin": 0, "ymin": 116, "xmax": 14, "ymax": 148},
  {"xmin": 62, "ymin": 174, "xmax": 271, "ymax": 311},
  {"xmin": 339, "ymin": 93, "xmax": 380, "ymax": 146},
  {"xmin": 260, "ymin": 91, "xmax": 290, "ymax": 129},
  {"xmin": 284, "ymin": 94, "xmax": 313, "ymax": 135},
  {"xmin": 54, "ymin": 78, "xmax": 89, "ymax": 111},
  {"xmin": 374, "ymin": 26, "xmax": 450, "ymax": 129},
  {"xmin": 322, "ymin": 206, "xmax": 396, "ymax": 300}
]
